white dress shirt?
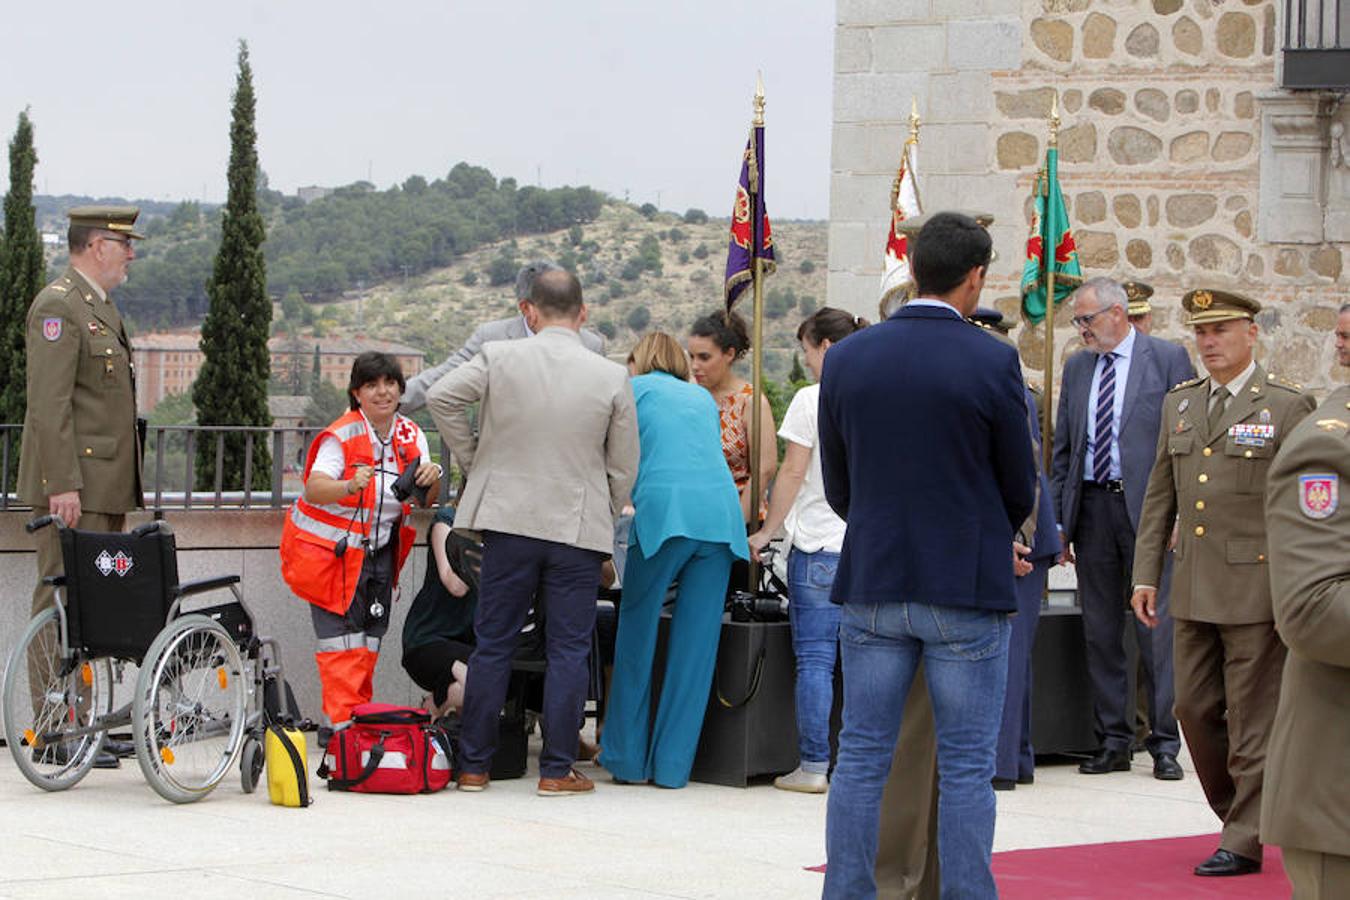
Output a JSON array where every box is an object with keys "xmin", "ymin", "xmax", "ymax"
[{"xmin": 1083, "ymin": 326, "xmax": 1137, "ymax": 482}]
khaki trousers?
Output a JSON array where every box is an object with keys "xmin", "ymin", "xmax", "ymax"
[
  {"xmin": 875, "ymin": 666, "xmax": 941, "ymax": 900},
  {"xmin": 28, "ymin": 507, "xmax": 125, "ymax": 713},
  {"xmin": 1173, "ymin": 618, "xmax": 1285, "ymax": 861},
  {"xmin": 1281, "ymin": 847, "xmax": 1350, "ymax": 900}
]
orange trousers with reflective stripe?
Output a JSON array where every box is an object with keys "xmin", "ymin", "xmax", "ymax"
[{"xmin": 315, "ymin": 647, "xmax": 378, "ymax": 725}]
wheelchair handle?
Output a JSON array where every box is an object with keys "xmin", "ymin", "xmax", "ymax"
[{"xmin": 25, "ymin": 514, "xmax": 63, "ymax": 533}]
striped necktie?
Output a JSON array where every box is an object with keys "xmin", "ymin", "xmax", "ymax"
[{"xmin": 1092, "ymin": 352, "xmax": 1116, "ymax": 484}]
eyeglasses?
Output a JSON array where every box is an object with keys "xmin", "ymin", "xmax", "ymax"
[
  {"xmin": 95, "ymin": 234, "xmax": 132, "ymax": 249},
  {"xmin": 1070, "ymin": 307, "xmax": 1112, "ymax": 330}
]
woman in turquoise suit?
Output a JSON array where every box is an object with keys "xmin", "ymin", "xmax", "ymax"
[{"xmin": 600, "ymin": 332, "xmax": 750, "ymax": 788}]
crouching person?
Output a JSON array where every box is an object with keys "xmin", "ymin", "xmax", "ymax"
[{"xmin": 281, "ymin": 351, "xmax": 441, "ymax": 734}]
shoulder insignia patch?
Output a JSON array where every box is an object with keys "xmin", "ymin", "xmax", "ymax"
[
  {"xmin": 1298, "ymin": 474, "xmax": 1338, "ymax": 519},
  {"xmin": 41, "ymin": 318, "xmax": 62, "ymax": 342},
  {"xmin": 1316, "ymin": 418, "xmax": 1348, "ymax": 432},
  {"xmin": 50, "ymin": 284, "xmax": 67, "ymax": 294},
  {"xmin": 1169, "ymin": 376, "xmax": 1203, "ymax": 393},
  {"xmin": 1265, "ymin": 373, "xmax": 1302, "ymax": 392}
]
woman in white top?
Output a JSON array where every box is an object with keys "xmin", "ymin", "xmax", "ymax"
[{"xmin": 749, "ymin": 308, "xmax": 868, "ymax": 793}]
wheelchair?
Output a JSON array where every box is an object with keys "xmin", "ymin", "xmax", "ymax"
[{"xmin": 2, "ymin": 516, "xmax": 289, "ymax": 804}]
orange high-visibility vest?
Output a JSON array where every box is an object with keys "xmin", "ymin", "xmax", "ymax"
[{"xmin": 280, "ymin": 409, "xmax": 420, "ymax": 615}]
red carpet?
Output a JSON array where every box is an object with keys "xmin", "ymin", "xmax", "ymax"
[
  {"xmin": 807, "ymin": 833, "xmax": 1292, "ymax": 897},
  {"xmin": 992, "ymin": 833, "xmax": 1289, "ymax": 898}
]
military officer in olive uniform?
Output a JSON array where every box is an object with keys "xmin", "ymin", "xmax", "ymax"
[
  {"xmin": 18, "ymin": 207, "xmax": 144, "ymax": 760},
  {"xmin": 1131, "ymin": 289, "xmax": 1315, "ymax": 878},
  {"xmin": 1260, "ymin": 385, "xmax": 1350, "ymax": 897},
  {"xmin": 1124, "ymin": 281, "xmax": 1154, "ymax": 335}
]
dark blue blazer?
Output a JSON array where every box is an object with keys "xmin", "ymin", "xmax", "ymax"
[
  {"xmin": 1050, "ymin": 331, "xmax": 1195, "ymax": 542},
  {"xmin": 818, "ymin": 305, "xmax": 1037, "ymax": 613}
]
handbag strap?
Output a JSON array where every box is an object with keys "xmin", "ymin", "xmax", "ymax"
[
  {"xmin": 320, "ymin": 730, "xmax": 389, "ymax": 791},
  {"xmin": 266, "ymin": 723, "xmax": 312, "ymax": 807}
]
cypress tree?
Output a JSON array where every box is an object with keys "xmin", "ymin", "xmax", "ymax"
[
  {"xmin": 193, "ymin": 41, "xmax": 272, "ymax": 492},
  {"xmin": 0, "ymin": 110, "xmax": 45, "ymax": 490},
  {"xmin": 310, "ymin": 343, "xmax": 321, "ymax": 395}
]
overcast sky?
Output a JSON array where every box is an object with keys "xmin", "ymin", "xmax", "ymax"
[{"xmin": 0, "ymin": 1, "xmax": 833, "ymax": 219}]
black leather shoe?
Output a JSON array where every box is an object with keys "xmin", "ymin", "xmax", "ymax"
[
  {"xmin": 1153, "ymin": 754, "xmax": 1184, "ymax": 781},
  {"xmin": 1078, "ymin": 748, "xmax": 1132, "ymax": 774},
  {"xmin": 1194, "ymin": 849, "xmax": 1261, "ymax": 876},
  {"xmin": 1016, "ymin": 773, "xmax": 1035, "ymax": 785},
  {"xmin": 103, "ymin": 738, "xmax": 136, "ymax": 759},
  {"xmin": 33, "ymin": 742, "xmax": 120, "ymax": 769},
  {"xmin": 991, "ymin": 777, "xmax": 1016, "ymax": 791},
  {"xmin": 92, "ymin": 750, "xmax": 121, "ymax": 769}
]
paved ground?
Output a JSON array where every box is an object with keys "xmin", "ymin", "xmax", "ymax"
[{"xmin": 0, "ymin": 728, "xmax": 1223, "ymax": 899}]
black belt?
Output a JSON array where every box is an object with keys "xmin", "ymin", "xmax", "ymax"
[{"xmin": 1084, "ymin": 479, "xmax": 1124, "ymax": 494}]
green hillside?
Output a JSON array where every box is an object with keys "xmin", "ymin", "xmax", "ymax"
[{"xmin": 284, "ymin": 203, "xmax": 828, "ymax": 384}]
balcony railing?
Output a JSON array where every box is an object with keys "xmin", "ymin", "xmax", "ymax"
[
  {"xmin": 1283, "ymin": 0, "xmax": 1350, "ymax": 89},
  {"xmin": 0, "ymin": 424, "xmax": 452, "ymax": 512}
]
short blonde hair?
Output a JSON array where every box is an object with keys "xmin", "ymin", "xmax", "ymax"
[{"xmin": 629, "ymin": 331, "xmax": 690, "ymax": 381}]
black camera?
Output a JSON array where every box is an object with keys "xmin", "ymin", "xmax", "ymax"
[
  {"xmin": 728, "ymin": 590, "xmax": 788, "ymax": 623},
  {"xmin": 390, "ymin": 456, "xmax": 430, "ymax": 505}
]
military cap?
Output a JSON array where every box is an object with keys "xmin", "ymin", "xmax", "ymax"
[
  {"xmin": 970, "ymin": 306, "xmax": 1013, "ymax": 335},
  {"xmin": 894, "ymin": 210, "xmax": 995, "ymax": 237},
  {"xmin": 1123, "ymin": 281, "xmax": 1154, "ymax": 317},
  {"xmin": 897, "ymin": 210, "xmax": 999, "ymax": 262},
  {"xmin": 1182, "ymin": 288, "xmax": 1260, "ymax": 325},
  {"xmin": 67, "ymin": 205, "xmax": 145, "ymax": 239}
]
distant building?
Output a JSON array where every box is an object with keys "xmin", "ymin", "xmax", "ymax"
[
  {"xmin": 296, "ymin": 186, "xmax": 333, "ymax": 204},
  {"xmin": 132, "ymin": 332, "xmax": 425, "ymax": 415},
  {"xmin": 41, "ymin": 232, "xmax": 62, "ymax": 247}
]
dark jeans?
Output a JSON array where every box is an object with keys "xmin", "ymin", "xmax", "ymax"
[
  {"xmin": 457, "ymin": 531, "xmax": 603, "ymax": 779},
  {"xmin": 1075, "ymin": 485, "xmax": 1180, "ymax": 757}
]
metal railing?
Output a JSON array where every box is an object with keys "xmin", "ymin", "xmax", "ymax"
[
  {"xmin": 0, "ymin": 424, "xmax": 452, "ymax": 512},
  {"xmin": 1283, "ymin": 0, "xmax": 1350, "ymax": 89}
]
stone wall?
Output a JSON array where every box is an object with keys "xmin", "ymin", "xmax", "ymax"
[{"xmin": 830, "ymin": 0, "xmax": 1349, "ymax": 396}]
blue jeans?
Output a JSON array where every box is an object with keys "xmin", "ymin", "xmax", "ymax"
[
  {"xmin": 787, "ymin": 548, "xmax": 841, "ymax": 772},
  {"xmin": 824, "ymin": 602, "xmax": 1011, "ymax": 900}
]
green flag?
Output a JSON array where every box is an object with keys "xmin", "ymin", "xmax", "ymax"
[{"xmin": 1020, "ymin": 146, "xmax": 1081, "ymax": 326}]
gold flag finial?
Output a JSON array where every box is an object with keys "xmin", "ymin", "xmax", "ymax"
[
  {"xmin": 753, "ymin": 72, "xmax": 766, "ymax": 126},
  {"xmin": 908, "ymin": 96, "xmax": 921, "ymax": 144},
  {"xmin": 1048, "ymin": 92, "xmax": 1061, "ymax": 149}
]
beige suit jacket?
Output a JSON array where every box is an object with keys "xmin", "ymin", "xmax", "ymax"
[
  {"xmin": 426, "ymin": 326, "xmax": 638, "ymax": 555},
  {"xmin": 1132, "ymin": 363, "xmax": 1315, "ymax": 623},
  {"xmin": 1260, "ymin": 385, "xmax": 1350, "ymax": 857}
]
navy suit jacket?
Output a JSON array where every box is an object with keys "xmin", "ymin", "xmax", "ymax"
[
  {"xmin": 1050, "ymin": 331, "xmax": 1195, "ymax": 542},
  {"xmin": 818, "ymin": 305, "xmax": 1037, "ymax": 613},
  {"xmin": 1025, "ymin": 386, "xmax": 1062, "ymax": 564}
]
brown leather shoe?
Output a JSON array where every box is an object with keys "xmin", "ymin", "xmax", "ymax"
[
  {"xmin": 538, "ymin": 768, "xmax": 594, "ymax": 796},
  {"xmin": 457, "ymin": 771, "xmax": 489, "ymax": 792}
]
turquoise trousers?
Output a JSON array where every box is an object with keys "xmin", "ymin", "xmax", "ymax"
[{"xmin": 601, "ymin": 534, "xmax": 735, "ymax": 787}]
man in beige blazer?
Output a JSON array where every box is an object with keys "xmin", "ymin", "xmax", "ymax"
[
  {"xmin": 427, "ymin": 268, "xmax": 638, "ymax": 796},
  {"xmin": 1260, "ymin": 384, "xmax": 1350, "ymax": 896}
]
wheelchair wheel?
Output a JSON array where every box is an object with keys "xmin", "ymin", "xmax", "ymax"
[
  {"xmin": 132, "ymin": 615, "xmax": 248, "ymax": 804},
  {"xmin": 2, "ymin": 607, "xmax": 113, "ymax": 791},
  {"xmin": 240, "ymin": 736, "xmax": 263, "ymax": 794}
]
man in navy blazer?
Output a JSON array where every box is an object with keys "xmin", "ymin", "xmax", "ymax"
[
  {"xmin": 1050, "ymin": 277, "xmax": 1195, "ymax": 780},
  {"xmin": 819, "ymin": 212, "xmax": 1036, "ymax": 899}
]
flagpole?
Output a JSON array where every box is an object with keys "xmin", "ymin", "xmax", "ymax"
[
  {"xmin": 749, "ymin": 75, "xmax": 766, "ymax": 591},
  {"xmin": 1041, "ymin": 95, "xmax": 1060, "ymax": 475}
]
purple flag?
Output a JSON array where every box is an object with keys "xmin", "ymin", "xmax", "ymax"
[{"xmin": 724, "ymin": 124, "xmax": 776, "ymax": 311}]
